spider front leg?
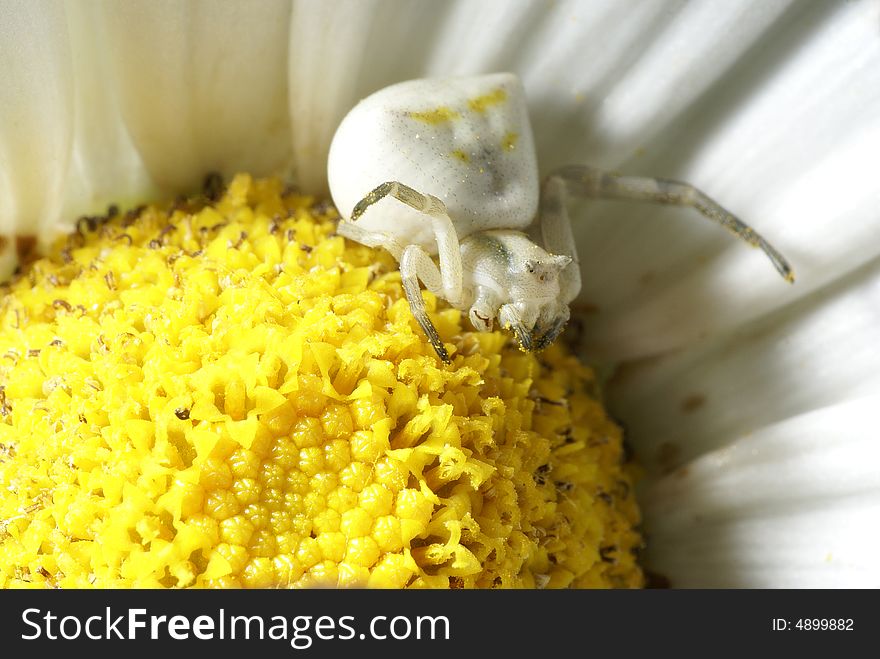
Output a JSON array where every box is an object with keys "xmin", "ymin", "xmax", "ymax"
[
  {"xmin": 336, "ymin": 222, "xmax": 451, "ymax": 362},
  {"xmin": 344, "ymin": 181, "xmax": 467, "ymax": 363},
  {"xmin": 400, "ymin": 245, "xmax": 452, "ymax": 363},
  {"xmin": 538, "ymin": 176, "xmax": 582, "ymax": 304},
  {"xmin": 347, "ymin": 181, "xmax": 464, "ymax": 305},
  {"xmin": 468, "ymin": 285, "xmax": 502, "ymax": 333},
  {"xmin": 335, "ymin": 222, "xmax": 407, "ymax": 260},
  {"xmin": 541, "ymin": 164, "xmax": 795, "ymax": 285}
]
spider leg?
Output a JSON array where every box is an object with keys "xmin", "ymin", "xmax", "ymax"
[
  {"xmin": 349, "ymin": 181, "xmax": 463, "ymax": 306},
  {"xmin": 542, "ymin": 164, "xmax": 795, "ymax": 286},
  {"xmin": 468, "ymin": 285, "xmax": 502, "ymax": 332},
  {"xmin": 400, "ymin": 244, "xmax": 451, "ymax": 363},
  {"xmin": 538, "ymin": 176, "xmax": 582, "ymax": 304},
  {"xmin": 498, "ymin": 303, "xmax": 533, "ymax": 353},
  {"xmin": 335, "ymin": 222, "xmax": 406, "ymax": 260},
  {"xmin": 343, "ymin": 181, "xmax": 468, "ymax": 363},
  {"xmin": 534, "ymin": 304, "xmax": 570, "ymax": 351}
]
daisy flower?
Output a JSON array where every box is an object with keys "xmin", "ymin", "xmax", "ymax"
[{"xmin": 1, "ymin": 0, "xmax": 878, "ymax": 587}]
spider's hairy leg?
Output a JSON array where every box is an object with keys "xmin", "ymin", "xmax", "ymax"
[
  {"xmin": 400, "ymin": 244, "xmax": 451, "ymax": 363},
  {"xmin": 350, "ymin": 181, "xmax": 463, "ymax": 305},
  {"xmin": 545, "ymin": 164, "xmax": 795, "ymax": 283}
]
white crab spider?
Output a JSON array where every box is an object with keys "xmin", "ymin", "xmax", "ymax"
[{"xmin": 328, "ymin": 73, "xmax": 793, "ymax": 363}]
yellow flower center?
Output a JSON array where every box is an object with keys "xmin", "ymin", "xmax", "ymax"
[{"xmin": 0, "ymin": 174, "xmax": 642, "ymax": 588}]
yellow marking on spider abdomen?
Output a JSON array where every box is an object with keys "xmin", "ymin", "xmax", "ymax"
[
  {"xmin": 408, "ymin": 106, "xmax": 461, "ymax": 124},
  {"xmin": 502, "ymin": 131, "xmax": 519, "ymax": 151},
  {"xmin": 451, "ymin": 149, "xmax": 470, "ymax": 163},
  {"xmin": 468, "ymin": 88, "xmax": 507, "ymax": 113}
]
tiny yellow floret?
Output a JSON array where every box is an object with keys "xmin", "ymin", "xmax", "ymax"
[{"xmin": 0, "ymin": 174, "xmax": 643, "ymax": 588}]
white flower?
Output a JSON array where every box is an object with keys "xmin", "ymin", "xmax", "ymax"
[{"xmin": 1, "ymin": 0, "xmax": 878, "ymax": 587}]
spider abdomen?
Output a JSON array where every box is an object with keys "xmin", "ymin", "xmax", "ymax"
[{"xmin": 328, "ymin": 73, "xmax": 539, "ymax": 253}]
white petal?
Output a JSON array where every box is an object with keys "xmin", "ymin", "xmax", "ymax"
[
  {"xmin": 288, "ymin": 0, "xmax": 465, "ymax": 193},
  {"xmin": 525, "ymin": 0, "xmax": 795, "ymax": 170},
  {"xmin": 0, "ymin": 0, "xmax": 73, "ymax": 255},
  {"xmin": 61, "ymin": 2, "xmax": 157, "ymax": 226},
  {"xmin": 288, "ymin": 0, "xmax": 383, "ymax": 194},
  {"xmin": 642, "ymin": 394, "xmax": 880, "ymax": 587},
  {"xmin": 563, "ymin": 1, "xmax": 880, "ymax": 360},
  {"xmin": 609, "ymin": 257, "xmax": 880, "ymax": 473},
  {"xmin": 98, "ymin": 0, "xmax": 293, "ymax": 192}
]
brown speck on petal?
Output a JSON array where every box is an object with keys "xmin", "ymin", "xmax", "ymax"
[{"xmin": 681, "ymin": 393, "xmax": 706, "ymax": 413}]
